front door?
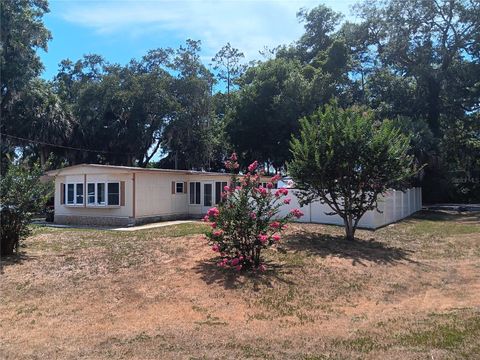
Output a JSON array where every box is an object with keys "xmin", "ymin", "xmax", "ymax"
[{"xmin": 202, "ymin": 181, "xmax": 214, "ymax": 213}]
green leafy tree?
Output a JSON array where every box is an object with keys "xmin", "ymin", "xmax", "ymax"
[
  {"xmin": 10, "ymin": 79, "xmax": 74, "ymax": 167},
  {"xmin": 212, "ymin": 42, "xmax": 246, "ymax": 96},
  {"xmin": 0, "ymin": 0, "xmax": 51, "ymax": 126},
  {"xmin": 355, "ymin": 0, "xmax": 480, "ymax": 136},
  {"xmin": 228, "ymin": 58, "xmax": 312, "ymax": 170},
  {"xmin": 161, "ymin": 40, "xmax": 222, "ymax": 170},
  {"xmin": 54, "ymin": 53, "xmax": 176, "ymax": 166},
  {"xmin": 296, "ymin": 5, "xmax": 343, "ymax": 63},
  {"xmin": 0, "ymin": 162, "xmax": 52, "ymax": 256},
  {"xmin": 289, "ymin": 102, "xmax": 417, "ymax": 240}
]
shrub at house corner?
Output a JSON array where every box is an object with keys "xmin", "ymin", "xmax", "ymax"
[
  {"xmin": 204, "ymin": 153, "xmax": 303, "ymax": 272},
  {"xmin": 0, "ymin": 162, "xmax": 52, "ymax": 256}
]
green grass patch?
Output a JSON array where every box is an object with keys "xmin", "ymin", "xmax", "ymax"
[{"xmin": 397, "ymin": 311, "xmax": 480, "ymax": 351}]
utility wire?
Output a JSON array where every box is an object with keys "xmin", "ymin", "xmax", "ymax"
[{"xmin": 0, "ymin": 133, "xmax": 137, "ymax": 155}]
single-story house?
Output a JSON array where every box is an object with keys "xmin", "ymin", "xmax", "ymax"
[
  {"xmin": 46, "ymin": 164, "xmax": 244, "ymax": 226},
  {"xmin": 46, "ymin": 164, "xmax": 422, "ymax": 229}
]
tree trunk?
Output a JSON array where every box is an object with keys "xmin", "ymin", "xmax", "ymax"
[
  {"xmin": 1, "ymin": 237, "xmax": 15, "ymax": 256},
  {"xmin": 344, "ymin": 217, "xmax": 356, "ymax": 241}
]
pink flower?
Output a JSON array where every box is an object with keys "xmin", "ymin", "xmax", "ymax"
[
  {"xmin": 250, "ymin": 212, "xmax": 257, "ymax": 220},
  {"xmin": 230, "ymin": 152, "xmax": 238, "ymax": 161},
  {"xmin": 203, "ymin": 215, "xmax": 210, "ymax": 222},
  {"xmin": 212, "ymin": 244, "xmax": 220, "ymax": 252},
  {"xmin": 223, "ymin": 185, "xmax": 230, "ymax": 192},
  {"xmin": 269, "ymin": 221, "xmax": 281, "ymax": 229},
  {"xmin": 266, "ymin": 182, "xmax": 273, "ymax": 189},
  {"xmin": 258, "ymin": 187, "xmax": 267, "ymax": 196},
  {"xmin": 210, "ymin": 222, "xmax": 217, "ymax": 228},
  {"xmin": 207, "ymin": 207, "xmax": 220, "ymax": 217},
  {"xmin": 235, "ymin": 265, "xmax": 242, "ymax": 271},
  {"xmin": 248, "ymin": 160, "xmax": 258, "ymax": 173},
  {"xmin": 275, "ymin": 188, "xmax": 288, "ymax": 197},
  {"xmin": 225, "ymin": 158, "xmax": 239, "ymax": 170},
  {"xmin": 231, "ymin": 258, "xmax": 240, "ymax": 266},
  {"xmin": 235, "ymin": 186, "xmax": 242, "ymax": 190},
  {"xmin": 259, "ymin": 234, "xmax": 268, "ymax": 244},
  {"xmin": 270, "ymin": 174, "xmax": 281, "ymax": 183},
  {"xmin": 213, "ymin": 230, "xmax": 224, "ymax": 237},
  {"xmin": 272, "ymin": 234, "xmax": 281, "ymax": 242},
  {"xmin": 258, "ymin": 264, "xmax": 267, "ymax": 272},
  {"xmin": 283, "ymin": 198, "xmax": 291, "ymax": 204},
  {"xmin": 290, "ymin": 209, "xmax": 304, "ymax": 219},
  {"xmin": 217, "ymin": 258, "xmax": 228, "ymax": 267}
]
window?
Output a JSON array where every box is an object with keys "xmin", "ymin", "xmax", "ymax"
[
  {"xmin": 87, "ymin": 183, "xmax": 95, "ymax": 204},
  {"xmin": 215, "ymin": 181, "xmax": 227, "ymax": 204},
  {"xmin": 189, "ymin": 182, "xmax": 201, "ymax": 205},
  {"xmin": 176, "ymin": 182, "xmax": 184, "ymax": 194},
  {"xmin": 76, "ymin": 183, "xmax": 84, "ymax": 204},
  {"xmin": 67, "ymin": 184, "xmax": 75, "ymax": 204},
  {"xmin": 86, "ymin": 182, "xmax": 120, "ymax": 206},
  {"xmin": 204, "ymin": 183, "xmax": 212, "ymax": 206},
  {"xmin": 61, "ymin": 183, "xmax": 66, "ymax": 204},
  {"xmin": 97, "ymin": 183, "xmax": 105, "ymax": 205},
  {"xmin": 66, "ymin": 183, "xmax": 84, "ymax": 205},
  {"xmin": 107, "ymin": 182, "xmax": 120, "ymax": 205}
]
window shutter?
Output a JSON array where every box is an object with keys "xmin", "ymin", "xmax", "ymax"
[
  {"xmin": 120, "ymin": 181, "xmax": 125, "ymax": 206},
  {"xmin": 171, "ymin": 181, "xmax": 175, "ymax": 194},
  {"xmin": 184, "ymin": 182, "xmax": 187, "ymax": 193},
  {"xmin": 60, "ymin": 183, "xmax": 65, "ymax": 204}
]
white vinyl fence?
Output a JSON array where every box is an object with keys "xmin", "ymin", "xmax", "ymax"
[{"xmin": 277, "ymin": 187, "xmax": 422, "ymax": 229}]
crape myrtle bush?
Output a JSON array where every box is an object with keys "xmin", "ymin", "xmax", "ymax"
[{"xmin": 204, "ymin": 153, "xmax": 303, "ymax": 272}]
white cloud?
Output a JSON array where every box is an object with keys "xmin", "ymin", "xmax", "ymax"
[{"xmin": 57, "ymin": 0, "xmax": 356, "ymax": 61}]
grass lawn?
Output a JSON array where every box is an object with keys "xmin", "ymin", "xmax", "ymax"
[{"xmin": 1, "ymin": 211, "xmax": 479, "ymax": 359}]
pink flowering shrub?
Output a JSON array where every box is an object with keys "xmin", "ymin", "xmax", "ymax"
[{"xmin": 204, "ymin": 153, "xmax": 303, "ymax": 272}]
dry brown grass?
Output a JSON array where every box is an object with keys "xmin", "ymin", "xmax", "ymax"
[{"xmin": 1, "ymin": 211, "xmax": 479, "ymax": 359}]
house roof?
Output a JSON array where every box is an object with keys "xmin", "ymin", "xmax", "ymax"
[{"xmin": 45, "ymin": 163, "xmax": 232, "ymax": 177}]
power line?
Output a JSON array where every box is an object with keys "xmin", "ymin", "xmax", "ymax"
[{"xmin": 0, "ymin": 133, "xmax": 137, "ymax": 156}]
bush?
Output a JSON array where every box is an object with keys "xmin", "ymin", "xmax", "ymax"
[
  {"xmin": 0, "ymin": 162, "xmax": 52, "ymax": 256},
  {"xmin": 203, "ymin": 153, "xmax": 303, "ymax": 272},
  {"xmin": 289, "ymin": 102, "xmax": 417, "ymax": 240}
]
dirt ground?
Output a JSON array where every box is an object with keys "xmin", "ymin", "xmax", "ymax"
[{"xmin": 1, "ymin": 211, "xmax": 479, "ymax": 359}]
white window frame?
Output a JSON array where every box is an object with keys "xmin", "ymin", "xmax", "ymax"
[
  {"xmin": 175, "ymin": 182, "xmax": 184, "ymax": 194},
  {"xmin": 66, "ymin": 183, "xmax": 84, "ymax": 206},
  {"xmin": 85, "ymin": 181, "xmax": 120, "ymax": 207}
]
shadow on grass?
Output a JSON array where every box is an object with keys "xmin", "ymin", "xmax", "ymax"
[
  {"xmin": 411, "ymin": 210, "xmax": 480, "ymax": 223},
  {"xmin": 193, "ymin": 258, "xmax": 297, "ymax": 290},
  {"xmin": 283, "ymin": 231, "xmax": 414, "ymax": 266},
  {"xmin": 0, "ymin": 252, "xmax": 35, "ymax": 274}
]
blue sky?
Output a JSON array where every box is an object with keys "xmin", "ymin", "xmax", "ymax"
[{"xmin": 40, "ymin": 0, "xmax": 358, "ymax": 80}]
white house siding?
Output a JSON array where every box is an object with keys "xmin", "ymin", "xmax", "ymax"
[{"xmin": 134, "ymin": 172, "xmax": 188, "ymax": 222}]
